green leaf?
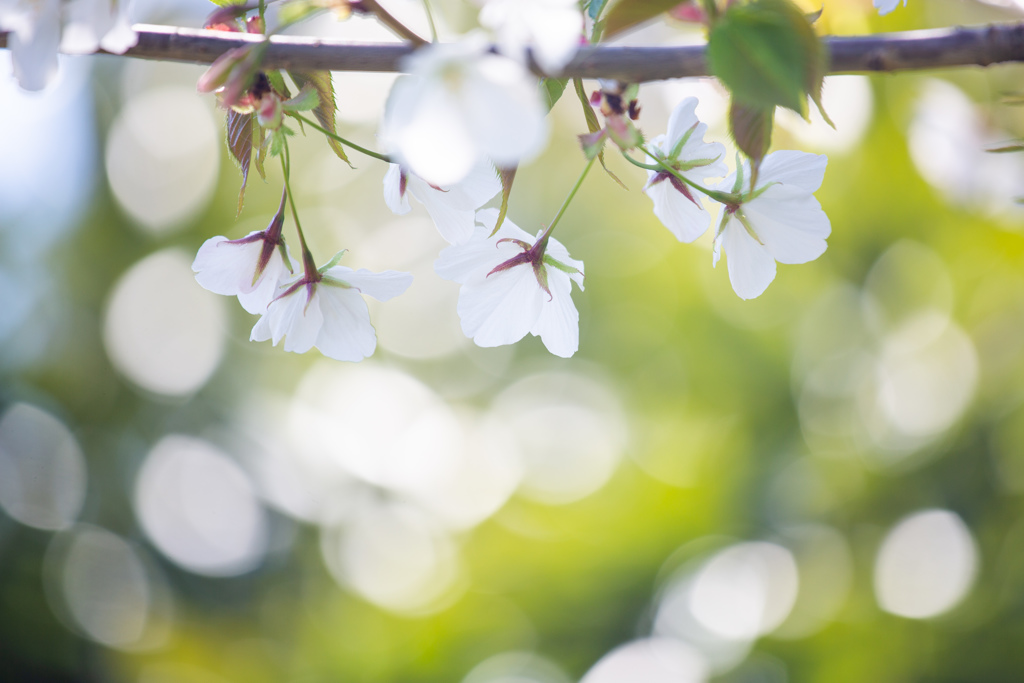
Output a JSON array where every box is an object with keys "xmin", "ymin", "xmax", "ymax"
[
  {"xmin": 541, "ymin": 78, "xmax": 569, "ymax": 112},
  {"xmin": 728, "ymin": 100, "xmax": 773, "ymax": 168},
  {"xmin": 226, "ymin": 109, "xmax": 253, "ymax": 215},
  {"xmin": 209, "ymin": 0, "xmax": 249, "ymax": 6},
  {"xmin": 288, "ymin": 70, "xmax": 352, "ymax": 166},
  {"xmin": 707, "ymin": 0, "xmax": 825, "ymax": 116},
  {"xmin": 572, "ymin": 78, "xmax": 627, "ymax": 189},
  {"xmin": 493, "ymin": 167, "xmax": 517, "ymax": 235},
  {"xmin": 283, "ymin": 85, "xmax": 320, "ymax": 112},
  {"xmin": 278, "ymin": 0, "xmax": 325, "ymax": 25},
  {"xmin": 603, "ymin": 0, "xmax": 684, "ymax": 39}
]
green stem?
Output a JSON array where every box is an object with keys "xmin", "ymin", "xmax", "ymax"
[
  {"xmin": 537, "ymin": 155, "xmax": 597, "ymax": 250},
  {"xmin": 281, "ymin": 141, "xmax": 318, "ymax": 277},
  {"xmin": 360, "ymin": 0, "xmax": 428, "ymax": 45},
  {"xmin": 291, "ymin": 112, "xmax": 392, "ymax": 163},
  {"xmin": 422, "ymin": 0, "xmax": 439, "ymax": 42},
  {"xmin": 635, "ymin": 144, "xmax": 739, "ymax": 206},
  {"xmin": 701, "ymin": 0, "xmax": 718, "ymax": 22}
]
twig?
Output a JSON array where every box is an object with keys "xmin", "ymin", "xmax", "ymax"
[{"xmin": 2, "ymin": 23, "xmax": 1024, "ymax": 81}]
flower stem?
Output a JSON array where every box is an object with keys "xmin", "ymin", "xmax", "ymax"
[
  {"xmin": 360, "ymin": 0, "xmax": 428, "ymax": 45},
  {"xmin": 635, "ymin": 144, "xmax": 739, "ymax": 206},
  {"xmin": 281, "ymin": 140, "xmax": 318, "ymax": 278},
  {"xmin": 422, "ymin": 0, "xmax": 438, "ymax": 42},
  {"xmin": 536, "ymin": 155, "xmax": 597, "ymax": 251},
  {"xmin": 291, "ymin": 112, "xmax": 392, "ymax": 163}
]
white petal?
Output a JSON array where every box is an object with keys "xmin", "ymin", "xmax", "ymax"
[
  {"xmin": 757, "ymin": 150, "xmax": 828, "ymax": 193},
  {"xmin": 463, "ymin": 55, "xmax": 548, "ymax": 168},
  {"xmin": 236, "ymin": 247, "xmax": 293, "ymax": 314},
  {"xmin": 411, "ymin": 177, "xmax": 477, "ymax": 245},
  {"xmin": 279, "ymin": 288, "xmax": 323, "ymax": 354},
  {"xmin": 327, "ymin": 267, "xmax": 413, "ymax": 302},
  {"xmin": 722, "ymin": 219, "xmax": 777, "ymax": 300},
  {"xmin": 384, "ymin": 75, "xmax": 477, "ymax": 186},
  {"xmin": 543, "ymin": 236, "xmax": 585, "ymax": 290},
  {"xmin": 192, "ymin": 235, "xmax": 265, "ymax": 297},
  {"xmin": 680, "ymin": 136, "xmax": 729, "ymax": 181},
  {"xmin": 250, "ymin": 313, "xmax": 271, "ymax": 342},
  {"xmin": 530, "ymin": 269, "xmax": 579, "ymax": 357},
  {"xmin": 644, "ymin": 176, "xmax": 711, "ymax": 243},
  {"xmin": 874, "ymin": 0, "xmax": 905, "ymax": 14},
  {"xmin": 314, "ymin": 286, "xmax": 378, "ymax": 362},
  {"xmin": 457, "ymin": 266, "xmax": 544, "ymax": 347},
  {"xmin": 744, "ymin": 193, "xmax": 831, "ymax": 265},
  {"xmin": 382, "ymin": 164, "xmax": 411, "ymax": 215},
  {"xmin": 526, "ymin": 8, "xmax": 582, "ymax": 73},
  {"xmin": 665, "ymin": 97, "xmax": 700, "ymax": 147},
  {"xmin": 7, "ymin": 2, "xmax": 60, "ymax": 91},
  {"xmin": 99, "ymin": 2, "xmax": 137, "ymax": 54}
]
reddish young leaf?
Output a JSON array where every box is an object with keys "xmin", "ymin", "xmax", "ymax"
[{"xmin": 226, "ymin": 109, "xmax": 253, "ymax": 215}]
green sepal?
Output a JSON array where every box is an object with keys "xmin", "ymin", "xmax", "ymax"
[
  {"xmin": 318, "ymin": 249, "xmax": 349, "ymax": 273},
  {"xmin": 493, "ymin": 166, "xmax": 517, "ymax": 235}
]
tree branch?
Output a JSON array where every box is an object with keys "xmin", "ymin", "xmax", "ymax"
[{"xmin": 2, "ymin": 22, "xmax": 1024, "ymax": 81}]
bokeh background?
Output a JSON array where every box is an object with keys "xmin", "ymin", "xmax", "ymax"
[{"xmin": 4, "ymin": 0, "xmax": 1024, "ymax": 681}]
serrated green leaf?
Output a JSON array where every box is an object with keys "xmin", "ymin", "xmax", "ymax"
[
  {"xmin": 289, "ymin": 69, "xmax": 352, "ymax": 166},
  {"xmin": 541, "ymin": 78, "xmax": 569, "ymax": 112},
  {"xmin": 603, "ymin": 0, "xmax": 683, "ymax": 39},
  {"xmin": 266, "ymin": 70, "xmax": 291, "ymax": 99},
  {"xmin": 226, "ymin": 109, "xmax": 253, "ymax": 215},
  {"xmin": 493, "ymin": 167, "xmax": 517, "ymax": 235},
  {"xmin": 707, "ymin": 0, "xmax": 824, "ymax": 116}
]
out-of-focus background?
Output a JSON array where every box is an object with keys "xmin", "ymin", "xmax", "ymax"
[{"xmin": 3, "ymin": 0, "xmax": 1024, "ymax": 680}]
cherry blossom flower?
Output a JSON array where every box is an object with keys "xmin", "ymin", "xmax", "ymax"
[
  {"xmin": 381, "ymin": 35, "xmax": 548, "ymax": 187},
  {"xmin": 0, "ymin": 0, "xmax": 137, "ymax": 91},
  {"xmin": 382, "ymin": 160, "xmax": 501, "ymax": 245},
  {"xmin": 434, "ymin": 208, "xmax": 584, "ymax": 358},
  {"xmin": 478, "ymin": 0, "xmax": 583, "ymax": 74},
  {"xmin": 61, "ymin": 0, "xmax": 137, "ymax": 55},
  {"xmin": 712, "ymin": 151, "xmax": 831, "ymax": 300},
  {"xmin": 250, "ymin": 262, "xmax": 413, "ymax": 362},
  {"xmin": 1, "ymin": 0, "xmax": 62, "ymax": 90},
  {"xmin": 643, "ymin": 97, "xmax": 728, "ymax": 243},
  {"xmin": 192, "ymin": 192, "xmax": 294, "ymax": 314},
  {"xmin": 874, "ymin": 0, "xmax": 906, "ymax": 15}
]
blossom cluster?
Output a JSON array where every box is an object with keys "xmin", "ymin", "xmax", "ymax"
[
  {"xmin": 2, "ymin": 0, "xmax": 843, "ymax": 363},
  {"xmin": 0, "ymin": 0, "xmax": 136, "ymax": 90}
]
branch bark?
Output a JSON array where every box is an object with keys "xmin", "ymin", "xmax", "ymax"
[{"xmin": 2, "ymin": 22, "xmax": 1024, "ymax": 82}]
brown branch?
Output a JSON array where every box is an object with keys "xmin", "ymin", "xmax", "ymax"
[{"xmin": 1, "ymin": 22, "xmax": 1024, "ymax": 81}]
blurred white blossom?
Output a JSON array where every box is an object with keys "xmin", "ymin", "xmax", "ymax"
[
  {"xmin": 434, "ymin": 208, "xmax": 584, "ymax": 358},
  {"xmin": 713, "ymin": 151, "xmax": 831, "ymax": 300},
  {"xmin": 382, "ymin": 35, "xmax": 548, "ymax": 187},
  {"xmin": 478, "ymin": 0, "xmax": 583, "ymax": 74},
  {"xmin": 0, "ymin": 0, "xmax": 137, "ymax": 90},
  {"xmin": 874, "ymin": 0, "xmax": 907, "ymax": 14}
]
